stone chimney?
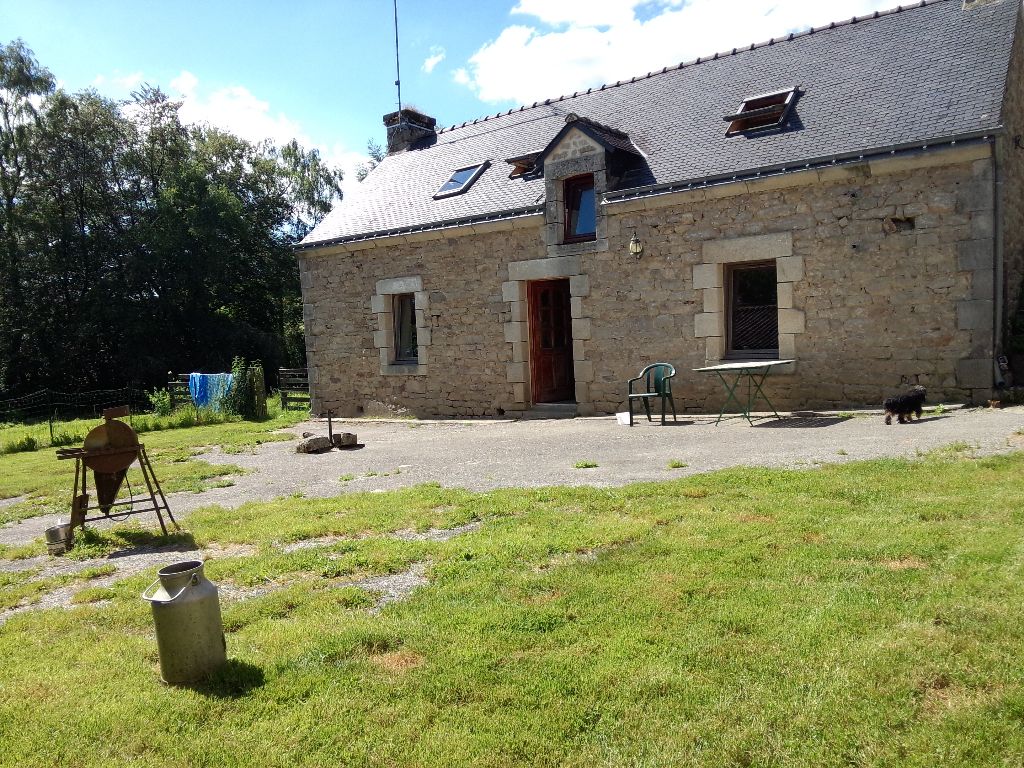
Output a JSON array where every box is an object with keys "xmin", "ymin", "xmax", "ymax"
[{"xmin": 383, "ymin": 108, "xmax": 437, "ymax": 154}]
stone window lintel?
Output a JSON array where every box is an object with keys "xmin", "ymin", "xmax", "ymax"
[{"xmin": 697, "ymin": 233, "xmax": 804, "ymax": 368}]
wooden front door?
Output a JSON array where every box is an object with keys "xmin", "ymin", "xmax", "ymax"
[{"xmin": 528, "ymin": 279, "xmax": 575, "ymax": 403}]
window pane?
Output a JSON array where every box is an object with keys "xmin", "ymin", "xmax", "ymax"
[
  {"xmin": 565, "ymin": 176, "xmax": 596, "ymax": 240},
  {"xmin": 572, "ymin": 186, "xmax": 596, "ymax": 236},
  {"xmin": 435, "ymin": 164, "xmax": 485, "ymax": 197},
  {"xmin": 730, "ymin": 264, "xmax": 778, "ymax": 354},
  {"xmin": 393, "ymin": 294, "xmax": 418, "ymax": 362}
]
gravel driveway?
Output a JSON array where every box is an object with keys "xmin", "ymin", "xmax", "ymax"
[
  {"xmin": 181, "ymin": 406, "xmax": 1024, "ymax": 503},
  {"xmin": 3, "ymin": 406, "xmax": 1023, "ymax": 547}
]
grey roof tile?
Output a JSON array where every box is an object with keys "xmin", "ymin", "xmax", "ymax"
[{"xmin": 302, "ymin": 0, "xmax": 1019, "ymax": 248}]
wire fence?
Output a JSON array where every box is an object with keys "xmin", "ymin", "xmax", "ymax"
[{"xmin": 0, "ymin": 387, "xmax": 150, "ymax": 440}]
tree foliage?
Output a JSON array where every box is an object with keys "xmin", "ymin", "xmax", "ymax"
[
  {"xmin": 0, "ymin": 41, "xmax": 343, "ymax": 395},
  {"xmin": 355, "ymin": 138, "xmax": 385, "ymax": 182}
]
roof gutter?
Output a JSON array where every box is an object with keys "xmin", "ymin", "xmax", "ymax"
[
  {"xmin": 603, "ymin": 129, "xmax": 1000, "ymax": 205},
  {"xmin": 297, "ymin": 129, "xmax": 1000, "ymax": 253},
  {"xmin": 294, "ymin": 204, "xmax": 544, "ymax": 253}
]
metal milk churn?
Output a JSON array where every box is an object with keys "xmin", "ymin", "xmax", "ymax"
[{"xmin": 142, "ymin": 560, "xmax": 227, "ymax": 684}]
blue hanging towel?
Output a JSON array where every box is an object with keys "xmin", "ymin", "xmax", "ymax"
[
  {"xmin": 189, "ymin": 373, "xmax": 234, "ymax": 411},
  {"xmin": 207, "ymin": 373, "xmax": 233, "ymax": 411}
]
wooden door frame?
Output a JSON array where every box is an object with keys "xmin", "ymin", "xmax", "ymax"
[{"xmin": 527, "ymin": 278, "xmax": 575, "ymax": 404}]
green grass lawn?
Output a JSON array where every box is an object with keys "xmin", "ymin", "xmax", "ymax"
[
  {"xmin": 1, "ymin": 450, "xmax": 1022, "ymax": 766},
  {"xmin": 0, "ymin": 407, "xmax": 306, "ymax": 529}
]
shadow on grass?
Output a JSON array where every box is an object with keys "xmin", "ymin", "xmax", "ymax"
[
  {"xmin": 73, "ymin": 527, "xmax": 198, "ymax": 559},
  {"xmin": 189, "ymin": 659, "xmax": 265, "ymax": 698}
]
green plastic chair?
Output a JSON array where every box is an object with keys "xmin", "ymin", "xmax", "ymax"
[{"xmin": 627, "ymin": 363, "xmax": 678, "ymax": 426}]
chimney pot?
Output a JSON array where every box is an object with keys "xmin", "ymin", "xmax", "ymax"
[{"xmin": 383, "ymin": 108, "xmax": 437, "ymax": 154}]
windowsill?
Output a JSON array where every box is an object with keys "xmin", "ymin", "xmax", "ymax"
[
  {"xmin": 724, "ymin": 352, "xmax": 779, "ymax": 361},
  {"xmin": 563, "ymin": 234, "xmax": 596, "ymax": 245},
  {"xmin": 381, "ymin": 363, "xmax": 427, "ymax": 376},
  {"xmin": 547, "ymin": 238, "xmax": 608, "ymax": 257}
]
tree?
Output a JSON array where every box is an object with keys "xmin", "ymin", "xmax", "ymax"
[
  {"xmin": 355, "ymin": 138, "xmax": 385, "ymax": 182},
  {"xmin": 0, "ymin": 39, "xmax": 55, "ymax": 392},
  {"xmin": 278, "ymin": 139, "xmax": 343, "ymax": 242},
  {"xmin": 0, "ymin": 40, "xmax": 346, "ymax": 394}
]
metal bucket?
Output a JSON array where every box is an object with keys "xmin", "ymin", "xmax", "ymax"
[
  {"xmin": 142, "ymin": 560, "xmax": 227, "ymax": 684},
  {"xmin": 45, "ymin": 523, "xmax": 73, "ymax": 556}
]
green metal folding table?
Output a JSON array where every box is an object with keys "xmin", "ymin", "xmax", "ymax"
[{"xmin": 693, "ymin": 360, "xmax": 794, "ymax": 425}]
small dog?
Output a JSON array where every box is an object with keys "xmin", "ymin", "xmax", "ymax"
[{"xmin": 883, "ymin": 385, "xmax": 927, "ymax": 424}]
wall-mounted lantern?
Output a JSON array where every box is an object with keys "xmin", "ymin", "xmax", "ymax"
[{"xmin": 628, "ymin": 231, "xmax": 643, "ymax": 260}]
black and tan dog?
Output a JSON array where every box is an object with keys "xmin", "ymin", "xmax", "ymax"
[{"xmin": 883, "ymin": 385, "xmax": 927, "ymax": 424}]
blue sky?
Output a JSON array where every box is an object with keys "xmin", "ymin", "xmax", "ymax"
[{"xmin": 1, "ymin": 0, "xmax": 894, "ymax": 185}]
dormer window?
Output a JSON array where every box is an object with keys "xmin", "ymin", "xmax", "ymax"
[
  {"xmin": 563, "ymin": 174, "xmax": 596, "ymax": 243},
  {"xmin": 724, "ymin": 87, "xmax": 798, "ymax": 136},
  {"xmin": 506, "ymin": 153, "xmax": 539, "ymax": 179},
  {"xmin": 433, "ymin": 161, "xmax": 489, "ymax": 199}
]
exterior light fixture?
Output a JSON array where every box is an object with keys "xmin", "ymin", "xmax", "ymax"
[{"xmin": 628, "ymin": 231, "xmax": 643, "ymax": 260}]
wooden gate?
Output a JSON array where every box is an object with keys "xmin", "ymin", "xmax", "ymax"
[{"xmin": 278, "ymin": 368, "xmax": 311, "ymax": 410}]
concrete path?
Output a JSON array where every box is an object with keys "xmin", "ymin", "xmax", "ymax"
[
  {"xmin": 178, "ymin": 406, "xmax": 1024, "ymax": 502},
  {"xmin": 3, "ymin": 406, "xmax": 1023, "ymax": 547}
]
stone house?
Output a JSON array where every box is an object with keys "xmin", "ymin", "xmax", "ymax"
[{"xmin": 297, "ymin": 0, "xmax": 1024, "ymax": 418}]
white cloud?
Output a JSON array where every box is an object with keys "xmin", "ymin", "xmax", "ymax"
[
  {"xmin": 113, "ymin": 72, "xmax": 144, "ymax": 91},
  {"xmin": 169, "ymin": 70, "xmax": 198, "ymax": 98},
  {"xmin": 90, "ymin": 71, "xmax": 144, "ymax": 92},
  {"xmin": 168, "ymin": 69, "xmax": 307, "ymax": 150},
  {"xmin": 165, "ymin": 70, "xmax": 365, "ymax": 193},
  {"xmin": 92, "ymin": 68, "xmax": 364, "ymax": 193},
  {"xmin": 421, "ymin": 46, "xmax": 446, "ymax": 74},
  {"xmin": 457, "ymin": 0, "xmax": 896, "ymax": 104},
  {"xmin": 511, "ymin": 0, "xmax": 675, "ymax": 28}
]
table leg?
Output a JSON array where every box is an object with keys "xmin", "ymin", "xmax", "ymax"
[
  {"xmin": 715, "ymin": 372, "xmax": 745, "ymax": 425},
  {"xmin": 749, "ymin": 369, "xmax": 782, "ymax": 421}
]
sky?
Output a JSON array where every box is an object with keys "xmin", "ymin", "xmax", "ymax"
[{"xmin": 1, "ymin": 0, "xmax": 896, "ymax": 189}]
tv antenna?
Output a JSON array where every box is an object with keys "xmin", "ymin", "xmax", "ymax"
[{"xmin": 393, "ymin": 0, "xmax": 403, "ymax": 112}]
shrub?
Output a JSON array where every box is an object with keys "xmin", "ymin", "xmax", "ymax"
[
  {"xmin": 2, "ymin": 435, "xmax": 38, "ymax": 454},
  {"xmin": 50, "ymin": 430, "xmax": 83, "ymax": 447},
  {"xmin": 147, "ymin": 388, "xmax": 173, "ymax": 416},
  {"xmin": 224, "ymin": 358, "xmax": 268, "ymax": 421}
]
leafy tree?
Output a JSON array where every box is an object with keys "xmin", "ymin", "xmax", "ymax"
[
  {"xmin": 356, "ymin": 138, "xmax": 385, "ymax": 182},
  {"xmin": 0, "ymin": 39, "xmax": 55, "ymax": 392},
  {"xmin": 278, "ymin": 139, "xmax": 343, "ymax": 241},
  {"xmin": 0, "ymin": 40, "xmax": 344, "ymax": 396}
]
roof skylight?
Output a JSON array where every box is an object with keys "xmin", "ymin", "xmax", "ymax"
[
  {"xmin": 433, "ymin": 161, "xmax": 490, "ymax": 199},
  {"xmin": 724, "ymin": 87, "xmax": 798, "ymax": 136}
]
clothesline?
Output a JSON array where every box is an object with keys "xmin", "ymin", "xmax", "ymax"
[{"xmin": 188, "ymin": 373, "xmax": 233, "ymax": 411}]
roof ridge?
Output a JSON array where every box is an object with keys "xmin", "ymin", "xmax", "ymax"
[
  {"xmin": 436, "ymin": 0, "xmax": 949, "ymax": 135},
  {"xmin": 569, "ymin": 114, "xmax": 630, "ymax": 139}
]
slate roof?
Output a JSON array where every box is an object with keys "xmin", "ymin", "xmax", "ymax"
[{"xmin": 300, "ymin": 0, "xmax": 1020, "ymax": 250}]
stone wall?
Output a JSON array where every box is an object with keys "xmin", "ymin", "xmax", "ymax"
[
  {"xmin": 299, "ymin": 222, "xmax": 544, "ymax": 418},
  {"xmin": 592, "ymin": 148, "xmax": 996, "ymax": 411},
  {"xmin": 299, "ymin": 145, "xmax": 998, "ymax": 417},
  {"xmin": 999, "ymin": 7, "xmax": 1024, "ymax": 329}
]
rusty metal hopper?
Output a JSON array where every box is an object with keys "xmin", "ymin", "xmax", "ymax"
[
  {"xmin": 55, "ymin": 406, "xmax": 177, "ymax": 543},
  {"xmin": 82, "ymin": 418, "xmax": 139, "ymax": 513}
]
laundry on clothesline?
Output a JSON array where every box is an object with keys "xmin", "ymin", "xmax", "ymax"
[{"xmin": 188, "ymin": 373, "xmax": 234, "ymax": 411}]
